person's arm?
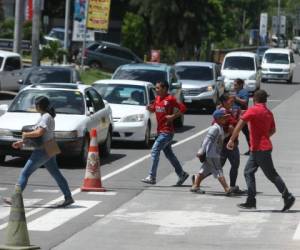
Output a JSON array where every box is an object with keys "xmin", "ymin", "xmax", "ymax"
[
  {"xmin": 234, "ymin": 96, "xmax": 248, "ymax": 108},
  {"xmin": 269, "ymin": 127, "xmax": 276, "ymax": 137},
  {"xmin": 22, "ymin": 127, "xmax": 46, "ymax": 139},
  {"xmin": 227, "ymin": 119, "xmax": 247, "ymax": 150},
  {"xmin": 165, "ymin": 97, "xmax": 186, "ymax": 123}
]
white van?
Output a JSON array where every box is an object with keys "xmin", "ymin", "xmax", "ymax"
[
  {"xmin": 221, "ymin": 51, "xmax": 261, "ymax": 93},
  {"xmin": 261, "ymin": 48, "xmax": 295, "ymax": 83},
  {"xmin": 291, "ymin": 36, "xmax": 300, "ymax": 53}
]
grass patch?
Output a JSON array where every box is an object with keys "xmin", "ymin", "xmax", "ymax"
[{"xmin": 80, "ymin": 69, "xmax": 112, "ymax": 85}]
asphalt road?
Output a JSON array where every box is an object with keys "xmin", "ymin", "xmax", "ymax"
[{"xmin": 1, "ymin": 57, "xmax": 300, "ymax": 249}]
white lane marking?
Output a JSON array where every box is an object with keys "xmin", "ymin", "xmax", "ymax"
[
  {"xmin": 112, "ymin": 210, "xmax": 268, "ymax": 236},
  {"xmin": 87, "ymin": 191, "xmax": 117, "ymax": 196},
  {"xmin": 293, "ymin": 221, "xmax": 300, "ymax": 240},
  {"xmin": 268, "ymin": 99, "xmax": 282, "ymax": 102},
  {"xmin": 0, "ymin": 199, "xmax": 42, "ymax": 220},
  {"xmin": 33, "ymin": 189, "xmax": 60, "ymax": 194},
  {"xmin": 0, "ymin": 188, "xmax": 7, "ymax": 191},
  {"xmin": 28, "ymin": 200, "xmax": 100, "ymax": 231},
  {"xmin": 0, "ymin": 127, "xmax": 209, "ymax": 230}
]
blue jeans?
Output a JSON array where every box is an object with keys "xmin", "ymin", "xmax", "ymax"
[
  {"xmin": 17, "ymin": 149, "xmax": 72, "ymax": 199},
  {"xmin": 149, "ymin": 133, "xmax": 184, "ymax": 178}
]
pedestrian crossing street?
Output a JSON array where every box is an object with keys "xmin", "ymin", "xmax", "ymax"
[{"xmin": 1, "ymin": 187, "xmax": 300, "ymax": 242}]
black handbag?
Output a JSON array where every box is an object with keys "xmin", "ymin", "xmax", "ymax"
[{"xmin": 21, "ymin": 125, "xmax": 43, "ymax": 149}]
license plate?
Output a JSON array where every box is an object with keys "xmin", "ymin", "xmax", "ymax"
[{"xmin": 184, "ymin": 98, "xmax": 192, "ymax": 103}]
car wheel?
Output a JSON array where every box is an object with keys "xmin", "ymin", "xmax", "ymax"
[
  {"xmin": 0, "ymin": 155, "xmax": 6, "ymax": 164},
  {"xmin": 79, "ymin": 135, "xmax": 90, "ymax": 167},
  {"xmin": 90, "ymin": 61, "xmax": 101, "ymax": 69},
  {"xmin": 143, "ymin": 123, "xmax": 151, "ymax": 148},
  {"xmin": 101, "ymin": 129, "xmax": 111, "ymax": 158},
  {"xmin": 287, "ymin": 75, "xmax": 293, "ymax": 84}
]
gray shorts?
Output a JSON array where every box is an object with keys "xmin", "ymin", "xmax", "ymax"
[{"xmin": 199, "ymin": 157, "xmax": 223, "ymax": 178}]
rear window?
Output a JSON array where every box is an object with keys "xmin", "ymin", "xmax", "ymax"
[
  {"xmin": 264, "ymin": 53, "xmax": 289, "ymax": 64},
  {"xmin": 26, "ymin": 68, "xmax": 72, "ymax": 84},
  {"xmin": 113, "ymin": 69, "xmax": 167, "ymax": 85},
  {"xmin": 87, "ymin": 43, "xmax": 100, "ymax": 51},
  {"xmin": 176, "ymin": 66, "xmax": 213, "ymax": 81},
  {"xmin": 223, "ymin": 56, "xmax": 255, "ymax": 71}
]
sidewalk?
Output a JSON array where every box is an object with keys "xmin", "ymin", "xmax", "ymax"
[{"xmin": 53, "ymin": 90, "xmax": 300, "ymax": 250}]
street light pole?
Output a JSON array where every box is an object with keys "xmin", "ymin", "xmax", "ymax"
[
  {"xmin": 32, "ymin": 0, "xmax": 41, "ymax": 66},
  {"xmin": 63, "ymin": 0, "xmax": 71, "ymax": 65},
  {"xmin": 13, "ymin": 0, "xmax": 24, "ymax": 53},
  {"xmin": 80, "ymin": 0, "xmax": 89, "ymax": 70},
  {"xmin": 277, "ymin": 0, "xmax": 281, "ymax": 36}
]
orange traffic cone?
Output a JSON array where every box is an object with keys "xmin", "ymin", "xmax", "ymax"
[{"xmin": 81, "ymin": 129, "xmax": 106, "ymax": 192}]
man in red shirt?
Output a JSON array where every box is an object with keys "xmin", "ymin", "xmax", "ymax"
[
  {"xmin": 141, "ymin": 80, "xmax": 189, "ymax": 185},
  {"xmin": 227, "ymin": 90, "xmax": 295, "ymax": 211}
]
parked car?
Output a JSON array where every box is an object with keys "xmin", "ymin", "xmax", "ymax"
[
  {"xmin": 84, "ymin": 41, "xmax": 143, "ymax": 72},
  {"xmin": 0, "ymin": 50, "xmax": 23, "ymax": 92},
  {"xmin": 291, "ymin": 36, "xmax": 300, "ymax": 54},
  {"xmin": 256, "ymin": 46, "xmax": 270, "ymax": 65},
  {"xmin": 261, "ymin": 48, "xmax": 295, "ymax": 83},
  {"xmin": 112, "ymin": 63, "xmax": 184, "ymax": 127},
  {"xmin": 43, "ymin": 27, "xmax": 71, "ymax": 47},
  {"xmin": 0, "ymin": 83, "xmax": 113, "ymax": 166},
  {"xmin": 221, "ymin": 51, "xmax": 261, "ymax": 93},
  {"xmin": 93, "ymin": 79, "xmax": 157, "ymax": 147},
  {"xmin": 175, "ymin": 61, "xmax": 225, "ymax": 112},
  {"xmin": 18, "ymin": 66, "xmax": 82, "ymax": 88}
]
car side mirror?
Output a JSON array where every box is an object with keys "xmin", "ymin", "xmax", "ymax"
[
  {"xmin": 88, "ymin": 106, "xmax": 94, "ymax": 115},
  {"xmin": 18, "ymin": 79, "xmax": 24, "ymax": 85}
]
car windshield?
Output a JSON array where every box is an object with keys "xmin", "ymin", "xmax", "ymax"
[
  {"xmin": 9, "ymin": 89, "xmax": 85, "ymax": 115},
  {"xmin": 26, "ymin": 68, "xmax": 72, "ymax": 84},
  {"xmin": 113, "ymin": 69, "xmax": 166, "ymax": 85},
  {"xmin": 93, "ymin": 84, "xmax": 147, "ymax": 106},
  {"xmin": 264, "ymin": 53, "xmax": 289, "ymax": 64},
  {"xmin": 49, "ymin": 30, "xmax": 64, "ymax": 40},
  {"xmin": 223, "ymin": 56, "xmax": 255, "ymax": 70},
  {"xmin": 175, "ymin": 66, "xmax": 213, "ymax": 81}
]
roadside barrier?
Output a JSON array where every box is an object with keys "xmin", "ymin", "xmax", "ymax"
[
  {"xmin": 81, "ymin": 128, "xmax": 106, "ymax": 192},
  {"xmin": 0, "ymin": 185, "xmax": 40, "ymax": 250}
]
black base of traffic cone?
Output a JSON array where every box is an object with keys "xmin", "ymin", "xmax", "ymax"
[{"xmin": 0, "ymin": 245, "xmax": 40, "ymax": 250}]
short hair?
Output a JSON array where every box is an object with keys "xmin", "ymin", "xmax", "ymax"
[
  {"xmin": 253, "ymin": 89, "xmax": 269, "ymax": 103},
  {"xmin": 219, "ymin": 93, "xmax": 231, "ymax": 103},
  {"xmin": 235, "ymin": 78, "xmax": 244, "ymax": 86},
  {"xmin": 157, "ymin": 80, "xmax": 169, "ymax": 90}
]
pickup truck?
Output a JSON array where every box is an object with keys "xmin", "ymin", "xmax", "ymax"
[{"xmin": 0, "ymin": 50, "xmax": 23, "ymax": 92}]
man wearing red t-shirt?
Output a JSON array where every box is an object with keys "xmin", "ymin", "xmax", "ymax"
[
  {"xmin": 141, "ymin": 80, "xmax": 189, "ymax": 186},
  {"xmin": 227, "ymin": 89, "xmax": 295, "ymax": 211}
]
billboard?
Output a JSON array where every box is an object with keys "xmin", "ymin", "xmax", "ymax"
[
  {"xmin": 86, "ymin": 0, "xmax": 111, "ymax": 32},
  {"xmin": 259, "ymin": 13, "xmax": 268, "ymax": 37},
  {"xmin": 72, "ymin": 0, "xmax": 95, "ymax": 42}
]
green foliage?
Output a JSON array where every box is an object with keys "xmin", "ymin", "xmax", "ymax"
[
  {"xmin": 121, "ymin": 12, "xmax": 146, "ymax": 57},
  {"xmin": 0, "ymin": 18, "xmax": 14, "ymax": 39},
  {"xmin": 41, "ymin": 40, "xmax": 68, "ymax": 65},
  {"xmin": 80, "ymin": 69, "xmax": 112, "ymax": 85},
  {"xmin": 160, "ymin": 45, "xmax": 177, "ymax": 64},
  {"xmin": 23, "ymin": 21, "xmax": 32, "ymax": 41}
]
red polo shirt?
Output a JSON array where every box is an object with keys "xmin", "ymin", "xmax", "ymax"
[
  {"xmin": 241, "ymin": 103, "xmax": 275, "ymax": 151},
  {"xmin": 150, "ymin": 94, "xmax": 186, "ymax": 133}
]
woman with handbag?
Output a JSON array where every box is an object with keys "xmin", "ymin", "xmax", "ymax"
[{"xmin": 3, "ymin": 96, "xmax": 74, "ymax": 207}]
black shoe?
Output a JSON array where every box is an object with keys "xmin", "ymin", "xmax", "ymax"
[
  {"xmin": 282, "ymin": 195, "xmax": 295, "ymax": 212},
  {"xmin": 176, "ymin": 171, "xmax": 189, "ymax": 186},
  {"xmin": 56, "ymin": 197, "xmax": 74, "ymax": 208},
  {"xmin": 244, "ymin": 150, "xmax": 250, "ymax": 155},
  {"xmin": 231, "ymin": 186, "xmax": 247, "ymax": 195},
  {"xmin": 141, "ymin": 175, "xmax": 156, "ymax": 185},
  {"xmin": 238, "ymin": 200, "xmax": 256, "ymax": 209}
]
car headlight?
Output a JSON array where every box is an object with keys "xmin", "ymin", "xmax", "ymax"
[
  {"xmin": 282, "ymin": 69, "xmax": 290, "ymax": 72},
  {"xmin": 55, "ymin": 130, "xmax": 78, "ymax": 139},
  {"xmin": 122, "ymin": 114, "xmax": 145, "ymax": 122},
  {"xmin": 207, "ymin": 85, "xmax": 214, "ymax": 92},
  {"xmin": 0, "ymin": 129, "xmax": 13, "ymax": 137}
]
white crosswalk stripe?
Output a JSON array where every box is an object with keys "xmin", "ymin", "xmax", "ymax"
[
  {"xmin": 28, "ymin": 200, "xmax": 100, "ymax": 231},
  {"xmin": 33, "ymin": 189, "xmax": 60, "ymax": 194}
]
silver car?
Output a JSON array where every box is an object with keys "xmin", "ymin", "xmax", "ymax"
[{"xmin": 175, "ymin": 61, "xmax": 225, "ymax": 112}]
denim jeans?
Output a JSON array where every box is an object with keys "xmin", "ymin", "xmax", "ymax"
[
  {"xmin": 17, "ymin": 149, "xmax": 72, "ymax": 199},
  {"xmin": 244, "ymin": 150, "xmax": 289, "ymax": 200},
  {"xmin": 221, "ymin": 145, "xmax": 240, "ymax": 187},
  {"xmin": 149, "ymin": 133, "xmax": 184, "ymax": 178}
]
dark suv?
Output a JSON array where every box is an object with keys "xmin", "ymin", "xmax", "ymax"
[{"xmin": 84, "ymin": 41, "xmax": 143, "ymax": 72}]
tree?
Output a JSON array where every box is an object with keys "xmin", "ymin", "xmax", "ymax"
[{"xmin": 41, "ymin": 40, "xmax": 68, "ymax": 65}]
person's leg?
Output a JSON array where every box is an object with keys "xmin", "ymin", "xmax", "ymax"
[
  {"xmin": 227, "ymin": 146, "xmax": 240, "ymax": 187},
  {"xmin": 44, "ymin": 156, "xmax": 72, "ymax": 199},
  {"xmin": 217, "ymin": 176, "xmax": 230, "ymax": 193},
  {"xmin": 17, "ymin": 150, "xmax": 49, "ymax": 191}
]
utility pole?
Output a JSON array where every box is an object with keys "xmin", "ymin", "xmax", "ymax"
[
  {"xmin": 13, "ymin": 0, "xmax": 24, "ymax": 53},
  {"xmin": 32, "ymin": 0, "xmax": 41, "ymax": 66},
  {"xmin": 80, "ymin": 0, "xmax": 89, "ymax": 70},
  {"xmin": 63, "ymin": 0, "xmax": 71, "ymax": 65}
]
